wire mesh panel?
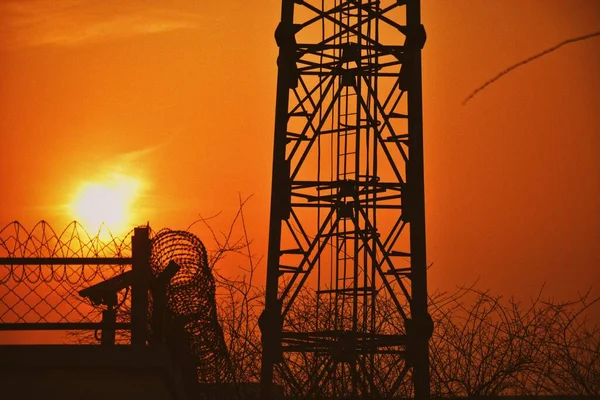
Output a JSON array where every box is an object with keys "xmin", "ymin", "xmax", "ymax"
[
  {"xmin": 0, "ymin": 221, "xmax": 133, "ymax": 339},
  {"xmin": 262, "ymin": 1, "xmax": 430, "ymax": 398},
  {"xmin": 0, "ymin": 221, "xmax": 234, "ymax": 387}
]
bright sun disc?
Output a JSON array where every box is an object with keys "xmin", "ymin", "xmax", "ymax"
[{"xmin": 70, "ymin": 174, "xmax": 141, "ymax": 235}]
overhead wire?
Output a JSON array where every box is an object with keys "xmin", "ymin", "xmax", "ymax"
[{"xmin": 463, "ymin": 30, "xmax": 600, "ymax": 105}]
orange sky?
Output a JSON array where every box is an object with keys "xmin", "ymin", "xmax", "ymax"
[{"xmin": 0, "ymin": 0, "xmax": 598, "ymax": 301}]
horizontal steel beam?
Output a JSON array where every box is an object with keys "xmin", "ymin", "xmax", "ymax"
[
  {"xmin": 0, "ymin": 322, "xmax": 131, "ymax": 331},
  {"xmin": 0, "ymin": 257, "xmax": 132, "ymax": 265}
]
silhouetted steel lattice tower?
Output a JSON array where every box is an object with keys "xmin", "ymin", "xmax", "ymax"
[{"xmin": 261, "ymin": 1, "xmax": 430, "ymax": 398}]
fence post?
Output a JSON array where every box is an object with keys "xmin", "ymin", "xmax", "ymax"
[
  {"xmin": 131, "ymin": 226, "xmax": 151, "ymax": 346},
  {"xmin": 101, "ymin": 292, "xmax": 117, "ymax": 346}
]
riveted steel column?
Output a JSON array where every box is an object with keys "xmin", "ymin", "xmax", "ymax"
[
  {"xmin": 406, "ymin": 1, "xmax": 431, "ymax": 398},
  {"xmin": 261, "ymin": 1, "xmax": 295, "ymax": 399}
]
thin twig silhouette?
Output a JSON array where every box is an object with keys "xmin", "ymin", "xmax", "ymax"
[{"xmin": 463, "ymin": 30, "xmax": 600, "ymax": 105}]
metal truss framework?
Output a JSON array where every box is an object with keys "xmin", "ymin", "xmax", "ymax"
[{"xmin": 262, "ymin": 0, "xmax": 430, "ymax": 398}]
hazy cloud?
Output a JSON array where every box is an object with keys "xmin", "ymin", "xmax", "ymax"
[{"xmin": 0, "ymin": 0, "xmax": 202, "ymax": 49}]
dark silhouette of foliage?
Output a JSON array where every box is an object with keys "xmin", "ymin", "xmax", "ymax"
[
  {"xmin": 205, "ymin": 199, "xmax": 600, "ymax": 397},
  {"xmin": 42, "ymin": 200, "xmax": 596, "ymax": 397}
]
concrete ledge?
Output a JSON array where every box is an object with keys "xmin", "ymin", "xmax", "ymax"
[{"xmin": 0, "ymin": 345, "xmax": 189, "ymax": 400}]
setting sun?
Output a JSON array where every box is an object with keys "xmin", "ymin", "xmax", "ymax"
[{"xmin": 70, "ymin": 173, "xmax": 142, "ymax": 235}]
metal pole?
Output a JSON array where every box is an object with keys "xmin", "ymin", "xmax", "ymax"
[
  {"xmin": 131, "ymin": 226, "xmax": 151, "ymax": 346},
  {"xmin": 261, "ymin": 0, "xmax": 295, "ymax": 398},
  {"xmin": 406, "ymin": 1, "xmax": 431, "ymax": 398},
  {"xmin": 101, "ymin": 292, "xmax": 117, "ymax": 346}
]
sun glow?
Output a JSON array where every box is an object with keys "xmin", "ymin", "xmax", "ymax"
[{"xmin": 70, "ymin": 173, "xmax": 142, "ymax": 236}]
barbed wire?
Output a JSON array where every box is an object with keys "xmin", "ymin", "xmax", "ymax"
[
  {"xmin": 0, "ymin": 221, "xmax": 233, "ymax": 385},
  {"xmin": 0, "ymin": 220, "xmax": 132, "ymax": 258},
  {"xmin": 0, "ymin": 221, "xmax": 133, "ymax": 325},
  {"xmin": 151, "ymin": 228, "xmax": 234, "ymax": 384}
]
